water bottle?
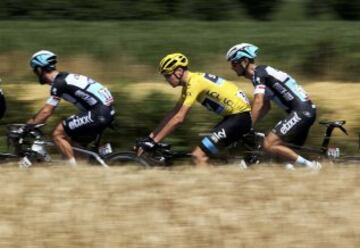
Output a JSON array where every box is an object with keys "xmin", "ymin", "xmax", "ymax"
[{"xmin": 335, "ymin": 148, "xmax": 340, "ymax": 158}]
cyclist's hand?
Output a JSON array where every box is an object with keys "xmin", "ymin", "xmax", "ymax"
[
  {"xmin": 21, "ymin": 124, "xmax": 36, "ymax": 134},
  {"xmin": 243, "ymin": 128, "xmax": 264, "ymax": 150},
  {"xmin": 242, "ymin": 128, "xmax": 256, "ymax": 141}
]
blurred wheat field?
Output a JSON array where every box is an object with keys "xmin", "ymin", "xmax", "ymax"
[{"xmin": 0, "ymin": 164, "xmax": 359, "ymax": 248}]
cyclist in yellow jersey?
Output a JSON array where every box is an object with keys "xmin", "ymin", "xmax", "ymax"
[
  {"xmin": 180, "ymin": 72, "xmax": 251, "ymax": 116},
  {"xmin": 138, "ymin": 53, "xmax": 252, "ymax": 166}
]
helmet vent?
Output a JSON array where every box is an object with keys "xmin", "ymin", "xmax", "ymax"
[{"xmin": 166, "ymin": 60, "xmax": 177, "ymax": 69}]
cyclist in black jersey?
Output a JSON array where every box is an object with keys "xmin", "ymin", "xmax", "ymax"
[
  {"xmin": 226, "ymin": 43, "xmax": 320, "ymax": 170},
  {"xmin": 27, "ymin": 50, "xmax": 115, "ymax": 166}
]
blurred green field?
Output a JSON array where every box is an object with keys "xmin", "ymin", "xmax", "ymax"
[{"xmin": 0, "ymin": 20, "xmax": 359, "ymax": 82}]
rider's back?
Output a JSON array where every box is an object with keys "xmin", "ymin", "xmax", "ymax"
[
  {"xmin": 253, "ymin": 65, "xmax": 313, "ymax": 112},
  {"xmin": 181, "ymin": 72, "xmax": 251, "ymax": 116},
  {"xmin": 49, "ymin": 72, "xmax": 114, "ymax": 111}
]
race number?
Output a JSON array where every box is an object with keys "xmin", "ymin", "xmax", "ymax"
[
  {"xmin": 98, "ymin": 87, "xmax": 114, "ymax": 105},
  {"xmin": 204, "ymin": 73, "xmax": 224, "ymax": 85}
]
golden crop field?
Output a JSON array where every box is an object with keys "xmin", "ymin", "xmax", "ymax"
[{"xmin": 0, "ymin": 164, "xmax": 359, "ymax": 248}]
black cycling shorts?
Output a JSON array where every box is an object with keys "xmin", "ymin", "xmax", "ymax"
[
  {"xmin": 200, "ymin": 112, "xmax": 252, "ymax": 155},
  {"xmin": 272, "ymin": 106, "xmax": 316, "ymax": 146},
  {"xmin": 63, "ymin": 105, "xmax": 115, "ymax": 144}
]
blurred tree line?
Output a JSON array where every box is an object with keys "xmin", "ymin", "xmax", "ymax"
[{"xmin": 0, "ymin": 0, "xmax": 358, "ymax": 21}]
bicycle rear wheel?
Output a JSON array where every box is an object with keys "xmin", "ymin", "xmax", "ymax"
[{"xmin": 104, "ymin": 151, "xmax": 150, "ymax": 167}]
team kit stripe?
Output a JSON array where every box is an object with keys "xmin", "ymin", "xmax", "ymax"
[{"xmin": 201, "ymin": 137, "xmax": 219, "ymax": 154}]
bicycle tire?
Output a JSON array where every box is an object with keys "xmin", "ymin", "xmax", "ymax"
[
  {"xmin": 104, "ymin": 151, "xmax": 150, "ymax": 167},
  {"xmin": 0, "ymin": 152, "xmax": 17, "ymax": 159}
]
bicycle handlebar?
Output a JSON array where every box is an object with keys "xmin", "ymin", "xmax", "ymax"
[{"xmin": 319, "ymin": 120, "xmax": 346, "ymax": 127}]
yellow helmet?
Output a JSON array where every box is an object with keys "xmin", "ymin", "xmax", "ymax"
[{"xmin": 159, "ymin": 53, "xmax": 189, "ymax": 74}]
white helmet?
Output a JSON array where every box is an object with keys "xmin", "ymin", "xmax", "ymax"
[
  {"xmin": 226, "ymin": 43, "xmax": 258, "ymax": 62},
  {"xmin": 30, "ymin": 50, "xmax": 57, "ymax": 71}
]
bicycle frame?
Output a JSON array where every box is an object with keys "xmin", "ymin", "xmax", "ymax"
[
  {"xmin": 3, "ymin": 123, "xmax": 110, "ymax": 167},
  {"xmin": 139, "ymin": 120, "xmax": 356, "ymax": 166},
  {"xmin": 259, "ymin": 120, "xmax": 355, "ymax": 162},
  {"xmin": 255, "ymin": 120, "xmax": 351, "ymax": 160},
  {"xmin": 41, "ymin": 140, "xmax": 109, "ymax": 167},
  {"xmin": 136, "ymin": 141, "xmax": 193, "ymax": 166}
]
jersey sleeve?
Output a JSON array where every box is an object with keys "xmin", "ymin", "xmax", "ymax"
[
  {"xmin": 253, "ymin": 65, "xmax": 278, "ymax": 96},
  {"xmin": 253, "ymin": 73, "xmax": 266, "ymax": 95},
  {"xmin": 181, "ymin": 81, "xmax": 202, "ymax": 107},
  {"xmin": 47, "ymin": 75, "xmax": 66, "ymax": 106},
  {"xmin": 46, "ymin": 96, "xmax": 60, "ymax": 106}
]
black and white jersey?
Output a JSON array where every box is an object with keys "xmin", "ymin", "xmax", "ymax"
[
  {"xmin": 46, "ymin": 72, "xmax": 114, "ymax": 111},
  {"xmin": 252, "ymin": 65, "xmax": 313, "ymax": 112}
]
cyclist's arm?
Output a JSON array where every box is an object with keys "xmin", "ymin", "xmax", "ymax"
[
  {"xmin": 151, "ymin": 82, "xmax": 198, "ymax": 140},
  {"xmin": 27, "ymin": 103, "xmax": 56, "ymax": 124},
  {"xmin": 251, "ymin": 93, "xmax": 270, "ymax": 126},
  {"xmin": 27, "ymin": 95, "xmax": 60, "ymax": 124},
  {"xmin": 151, "ymin": 104, "xmax": 191, "ymax": 143},
  {"xmin": 150, "ymin": 101, "xmax": 183, "ymax": 138}
]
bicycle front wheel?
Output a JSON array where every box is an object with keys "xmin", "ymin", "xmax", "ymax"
[{"xmin": 104, "ymin": 151, "xmax": 150, "ymax": 167}]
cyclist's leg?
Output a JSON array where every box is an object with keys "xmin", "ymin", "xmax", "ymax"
[
  {"xmin": 59, "ymin": 111, "xmax": 99, "ymax": 165},
  {"xmin": 62, "ymin": 113, "xmax": 98, "ymax": 146},
  {"xmin": 52, "ymin": 122, "xmax": 76, "ymax": 166},
  {"xmin": 263, "ymin": 132, "xmax": 299, "ymax": 161},
  {"xmin": 266, "ymin": 109, "xmax": 317, "ymax": 167},
  {"xmin": 197, "ymin": 112, "xmax": 252, "ymax": 166},
  {"xmin": 192, "ymin": 115, "xmax": 229, "ymax": 166},
  {"xmin": 192, "ymin": 146, "xmax": 209, "ymax": 167},
  {"xmin": 63, "ymin": 107, "xmax": 114, "ymax": 146}
]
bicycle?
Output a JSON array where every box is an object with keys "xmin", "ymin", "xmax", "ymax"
[
  {"xmin": 300, "ymin": 120, "xmax": 360, "ymax": 164},
  {"xmin": 135, "ymin": 138, "xmax": 250, "ymax": 168},
  {"xmin": 135, "ymin": 120, "xmax": 360, "ymax": 167},
  {"xmin": 225, "ymin": 120, "xmax": 360, "ymax": 166},
  {"xmin": 1, "ymin": 123, "xmax": 150, "ymax": 168}
]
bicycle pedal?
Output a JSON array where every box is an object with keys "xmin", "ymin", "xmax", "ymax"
[
  {"xmin": 99, "ymin": 143, "xmax": 113, "ymax": 156},
  {"xmin": 237, "ymin": 159, "xmax": 248, "ymax": 170},
  {"xmin": 19, "ymin": 156, "xmax": 32, "ymax": 168}
]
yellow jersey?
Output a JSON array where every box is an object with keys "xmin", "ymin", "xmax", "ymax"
[{"xmin": 180, "ymin": 72, "xmax": 251, "ymax": 116}]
